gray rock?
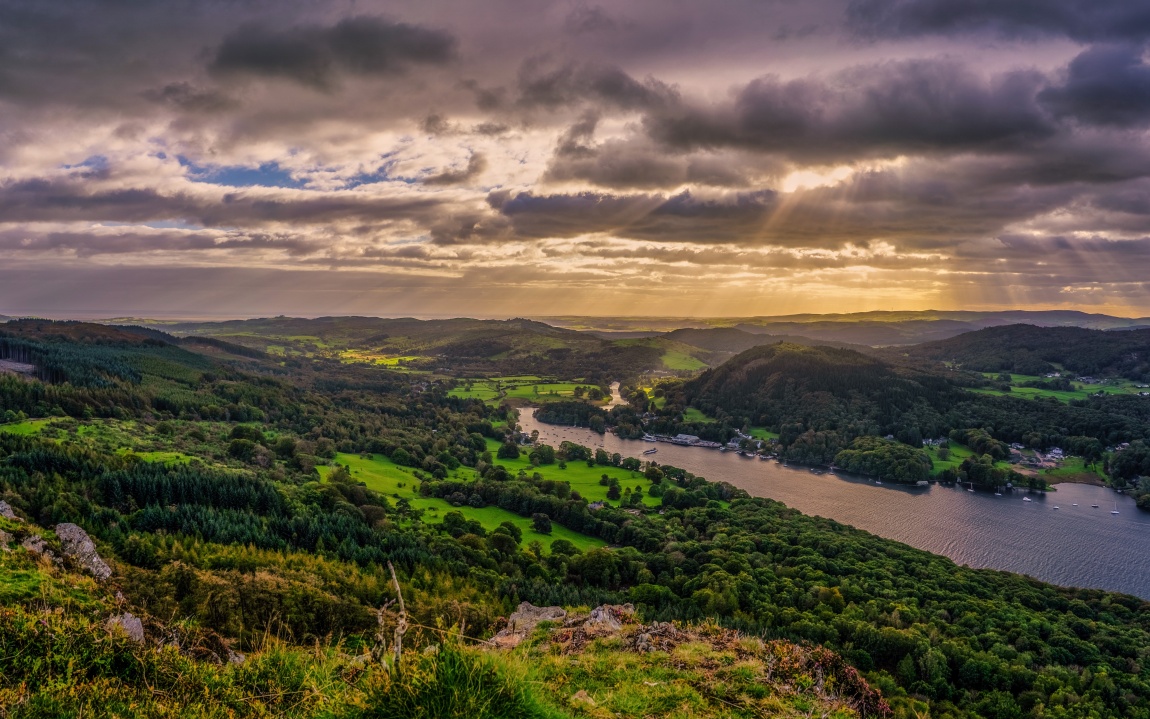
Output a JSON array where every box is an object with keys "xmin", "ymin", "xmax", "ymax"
[
  {"xmin": 226, "ymin": 649, "xmax": 246, "ymax": 665},
  {"xmin": 106, "ymin": 612, "xmax": 145, "ymax": 643},
  {"xmin": 0, "ymin": 500, "xmax": 18, "ymax": 521},
  {"xmin": 584, "ymin": 603, "xmax": 636, "ymax": 632},
  {"xmin": 0, "ymin": 529, "xmax": 11, "ymax": 551},
  {"xmin": 492, "ymin": 602, "xmax": 567, "ymax": 648},
  {"xmin": 55, "ymin": 523, "xmax": 112, "ymax": 581},
  {"xmin": 21, "ymin": 534, "xmax": 52, "ymax": 557}
]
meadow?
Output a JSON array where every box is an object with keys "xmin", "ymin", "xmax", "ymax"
[
  {"xmin": 973, "ymin": 373, "xmax": 1148, "ymax": 402},
  {"xmin": 320, "ymin": 451, "xmax": 610, "ymax": 552},
  {"xmin": 448, "ymin": 377, "xmax": 600, "ymax": 406}
]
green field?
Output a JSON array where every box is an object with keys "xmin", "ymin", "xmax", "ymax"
[
  {"xmin": 924, "ymin": 442, "xmax": 977, "ymax": 474},
  {"xmin": 747, "ymin": 427, "xmax": 779, "ymax": 440},
  {"xmin": 1041, "ymin": 456, "xmax": 1108, "ymax": 485},
  {"xmin": 448, "ymin": 377, "xmax": 598, "ymax": 405},
  {"xmin": 0, "ymin": 419, "xmax": 53, "ymax": 435},
  {"xmin": 321, "ymin": 452, "xmax": 608, "ymax": 552},
  {"xmin": 974, "ymin": 373, "xmax": 1148, "ymax": 403},
  {"xmin": 660, "ymin": 349, "xmax": 707, "ymax": 371},
  {"xmin": 482, "ymin": 438, "xmax": 659, "ymax": 507},
  {"xmin": 681, "ymin": 407, "xmax": 713, "ymax": 423}
]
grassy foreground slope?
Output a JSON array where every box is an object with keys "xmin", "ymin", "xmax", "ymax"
[{"xmin": 0, "ymin": 544, "xmax": 878, "ymax": 719}]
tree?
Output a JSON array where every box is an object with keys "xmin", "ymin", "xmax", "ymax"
[
  {"xmin": 531, "ymin": 513, "xmax": 552, "ymax": 534},
  {"xmin": 607, "ymin": 483, "xmax": 621, "ymax": 501},
  {"xmin": 497, "ymin": 442, "xmax": 520, "ymax": 459}
]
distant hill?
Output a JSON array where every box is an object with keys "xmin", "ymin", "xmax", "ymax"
[
  {"xmin": 543, "ymin": 310, "xmax": 1150, "ymax": 346},
  {"xmin": 681, "ymin": 342, "xmax": 955, "ymax": 442},
  {"xmin": 898, "ymin": 324, "xmax": 1150, "ymax": 380},
  {"xmin": 145, "ymin": 316, "xmax": 665, "ymax": 381},
  {"xmin": 662, "ymin": 327, "xmax": 863, "ymax": 353}
]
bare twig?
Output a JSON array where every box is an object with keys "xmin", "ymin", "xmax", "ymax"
[{"xmin": 388, "ymin": 561, "xmax": 408, "ymax": 668}]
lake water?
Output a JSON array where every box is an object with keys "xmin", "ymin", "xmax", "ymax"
[{"xmin": 519, "ymin": 409, "xmax": 1150, "ymax": 599}]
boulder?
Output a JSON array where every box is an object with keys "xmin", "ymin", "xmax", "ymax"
[
  {"xmin": 492, "ymin": 602, "xmax": 567, "ymax": 649},
  {"xmin": 584, "ymin": 603, "xmax": 636, "ymax": 632},
  {"xmin": 21, "ymin": 534, "xmax": 52, "ymax": 558},
  {"xmin": 55, "ymin": 523, "xmax": 112, "ymax": 581},
  {"xmin": 0, "ymin": 500, "xmax": 18, "ymax": 521},
  {"xmin": 0, "ymin": 529, "xmax": 11, "ymax": 551},
  {"xmin": 106, "ymin": 612, "xmax": 146, "ymax": 644}
]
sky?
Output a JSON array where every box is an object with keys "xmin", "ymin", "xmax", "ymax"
[{"xmin": 2, "ymin": 0, "xmax": 1150, "ymax": 319}]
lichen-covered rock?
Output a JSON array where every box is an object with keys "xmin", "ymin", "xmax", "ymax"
[
  {"xmin": 0, "ymin": 529, "xmax": 12, "ymax": 551},
  {"xmin": 584, "ymin": 603, "xmax": 636, "ymax": 632},
  {"xmin": 492, "ymin": 602, "xmax": 567, "ymax": 648},
  {"xmin": 106, "ymin": 612, "xmax": 146, "ymax": 643},
  {"xmin": 55, "ymin": 523, "xmax": 112, "ymax": 580},
  {"xmin": 21, "ymin": 534, "xmax": 51, "ymax": 557},
  {"xmin": 0, "ymin": 500, "xmax": 19, "ymax": 521}
]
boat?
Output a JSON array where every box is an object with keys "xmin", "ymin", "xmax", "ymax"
[
  {"xmin": 994, "ymin": 492, "xmax": 1002, "ymax": 496},
  {"xmin": 1091, "ymin": 504, "xmax": 1099, "ymax": 508},
  {"xmin": 642, "ymin": 448, "xmax": 657, "ymax": 455},
  {"xmin": 1023, "ymin": 497, "xmax": 1032, "ymax": 502},
  {"xmin": 1053, "ymin": 506, "xmax": 1059, "ymax": 510},
  {"xmin": 875, "ymin": 480, "xmax": 882, "ymax": 485},
  {"xmin": 1111, "ymin": 502, "xmax": 1120, "ymax": 515},
  {"xmin": 967, "ymin": 482, "xmax": 975, "ymax": 493},
  {"xmin": 1072, "ymin": 503, "xmax": 1078, "ymax": 506}
]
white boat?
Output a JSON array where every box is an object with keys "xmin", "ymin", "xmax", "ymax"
[
  {"xmin": 1023, "ymin": 497, "xmax": 1032, "ymax": 502},
  {"xmin": 1072, "ymin": 503, "xmax": 1078, "ymax": 506},
  {"xmin": 1111, "ymin": 502, "xmax": 1120, "ymax": 515},
  {"xmin": 875, "ymin": 480, "xmax": 882, "ymax": 485},
  {"xmin": 994, "ymin": 492, "xmax": 1002, "ymax": 496},
  {"xmin": 1091, "ymin": 504, "xmax": 1099, "ymax": 508},
  {"xmin": 1053, "ymin": 506, "xmax": 1059, "ymax": 510}
]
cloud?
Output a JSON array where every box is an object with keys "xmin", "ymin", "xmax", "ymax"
[
  {"xmin": 209, "ymin": 16, "xmax": 457, "ymax": 89},
  {"xmin": 643, "ymin": 59, "xmax": 1054, "ymax": 162},
  {"xmin": 1040, "ymin": 44, "xmax": 1150, "ymax": 127},
  {"xmin": 423, "ymin": 152, "xmax": 488, "ymax": 185},
  {"xmin": 845, "ymin": 0, "xmax": 1150, "ymax": 43},
  {"xmin": 516, "ymin": 60, "xmax": 677, "ymax": 110}
]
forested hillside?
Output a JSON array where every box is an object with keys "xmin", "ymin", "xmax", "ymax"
[
  {"xmin": 899, "ymin": 325, "xmax": 1150, "ymax": 380},
  {"xmin": 1, "ymin": 321, "xmax": 1149, "ymax": 718}
]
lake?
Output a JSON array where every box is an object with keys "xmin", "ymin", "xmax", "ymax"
[{"xmin": 519, "ymin": 408, "xmax": 1150, "ymax": 599}]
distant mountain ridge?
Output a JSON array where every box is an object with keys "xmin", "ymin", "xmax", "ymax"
[{"xmin": 543, "ymin": 310, "xmax": 1150, "ymax": 346}]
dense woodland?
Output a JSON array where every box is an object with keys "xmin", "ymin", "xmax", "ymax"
[
  {"xmin": 1, "ymin": 320, "xmax": 1149, "ymax": 718},
  {"xmin": 898, "ymin": 325, "xmax": 1150, "ymax": 380}
]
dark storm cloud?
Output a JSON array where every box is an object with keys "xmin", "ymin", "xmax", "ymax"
[
  {"xmin": 423, "ymin": 153, "xmax": 488, "ymax": 185},
  {"xmin": 846, "ymin": 0, "xmax": 1150, "ymax": 43},
  {"xmin": 0, "ymin": 175, "xmax": 445, "ymax": 227},
  {"xmin": 516, "ymin": 61, "xmax": 677, "ymax": 111},
  {"xmin": 489, "ymin": 189, "xmax": 781, "ymax": 242},
  {"xmin": 142, "ymin": 82, "xmax": 237, "ymax": 113},
  {"xmin": 1040, "ymin": 44, "xmax": 1150, "ymax": 127},
  {"xmin": 643, "ymin": 59, "xmax": 1054, "ymax": 161},
  {"xmin": 210, "ymin": 16, "xmax": 457, "ymax": 89}
]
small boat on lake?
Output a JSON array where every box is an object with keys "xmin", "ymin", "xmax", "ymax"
[
  {"xmin": 642, "ymin": 448, "xmax": 657, "ymax": 455},
  {"xmin": 1111, "ymin": 502, "xmax": 1120, "ymax": 515},
  {"xmin": 1023, "ymin": 497, "xmax": 1032, "ymax": 502}
]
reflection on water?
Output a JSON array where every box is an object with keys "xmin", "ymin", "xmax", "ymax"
[{"xmin": 520, "ymin": 409, "xmax": 1150, "ymax": 599}]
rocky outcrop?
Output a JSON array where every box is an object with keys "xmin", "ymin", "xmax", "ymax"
[
  {"xmin": 106, "ymin": 612, "xmax": 146, "ymax": 644},
  {"xmin": 0, "ymin": 500, "xmax": 19, "ymax": 521},
  {"xmin": 584, "ymin": 603, "xmax": 635, "ymax": 632},
  {"xmin": 491, "ymin": 602, "xmax": 568, "ymax": 648},
  {"xmin": 55, "ymin": 523, "xmax": 112, "ymax": 581}
]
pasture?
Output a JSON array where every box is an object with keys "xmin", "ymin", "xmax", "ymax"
[{"xmin": 321, "ymin": 452, "xmax": 607, "ymax": 552}]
